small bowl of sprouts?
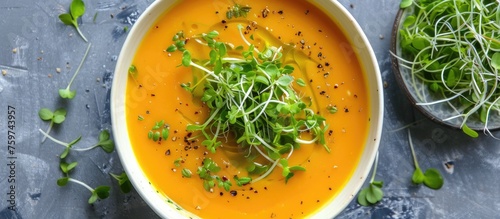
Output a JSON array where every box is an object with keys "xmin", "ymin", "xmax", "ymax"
[{"xmin": 391, "ymin": 0, "xmax": 500, "ymax": 137}]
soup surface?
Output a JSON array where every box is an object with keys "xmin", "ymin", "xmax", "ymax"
[{"xmin": 126, "ymin": 0, "xmax": 370, "ymax": 218}]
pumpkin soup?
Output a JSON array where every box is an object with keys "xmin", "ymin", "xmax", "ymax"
[{"xmin": 126, "ymin": 0, "xmax": 370, "ymax": 218}]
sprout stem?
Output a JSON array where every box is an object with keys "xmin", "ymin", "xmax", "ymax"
[
  {"xmin": 67, "ymin": 43, "xmax": 92, "ymax": 90},
  {"xmin": 41, "ymin": 122, "xmax": 54, "ymax": 143},
  {"xmin": 408, "ymin": 129, "xmax": 420, "ymax": 169},
  {"xmin": 69, "ymin": 178, "xmax": 94, "ymax": 192},
  {"xmin": 38, "ymin": 129, "xmax": 69, "ymax": 147}
]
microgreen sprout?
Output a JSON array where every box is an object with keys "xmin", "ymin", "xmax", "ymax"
[
  {"xmin": 110, "ymin": 172, "xmax": 132, "ymax": 193},
  {"xmin": 408, "ymin": 130, "xmax": 444, "ymax": 189},
  {"xmin": 197, "ymin": 158, "xmax": 222, "ymax": 192},
  {"xmin": 57, "ymin": 177, "xmax": 110, "ymax": 204},
  {"xmin": 181, "ymin": 168, "xmax": 192, "ymax": 178},
  {"xmin": 38, "ymin": 129, "xmax": 81, "ymax": 159},
  {"xmin": 233, "ymin": 175, "xmax": 252, "ymax": 186},
  {"xmin": 279, "ymin": 159, "xmax": 306, "ymax": 184},
  {"xmin": 166, "ymin": 31, "xmax": 186, "ymax": 52},
  {"xmin": 57, "ymin": 161, "xmax": 110, "ymax": 204},
  {"xmin": 59, "ymin": 43, "xmax": 92, "ymax": 99},
  {"xmin": 327, "ymin": 105, "xmax": 338, "ymax": 114},
  {"xmin": 58, "ymin": 0, "xmax": 88, "ymax": 42},
  {"xmin": 147, "ymin": 120, "xmax": 169, "ymax": 142},
  {"xmin": 226, "ymin": 3, "xmax": 251, "ymax": 19},
  {"xmin": 170, "ymin": 24, "xmax": 329, "ymax": 189},
  {"xmin": 296, "ymin": 78, "xmax": 306, "ymax": 87},
  {"xmin": 357, "ymin": 152, "xmax": 384, "ymax": 206},
  {"xmin": 394, "ymin": 0, "xmax": 500, "ymax": 137},
  {"xmin": 38, "ymin": 108, "xmax": 67, "ymax": 143},
  {"xmin": 128, "ymin": 64, "xmax": 138, "ymax": 83},
  {"xmin": 71, "ymin": 130, "xmax": 115, "ymax": 153},
  {"xmin": 399, "ymin": 0, "xmax": 412, "ymax": 9},
  {"xmin": 173, "ymin": 157, "xmax": 183, "ymax": 167},
  {"xmin": 39, "ymin": 129, "xmax": 113, "ymax": 156}
]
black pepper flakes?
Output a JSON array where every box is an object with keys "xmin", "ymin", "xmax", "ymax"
[
  {"xmin": 262, "ymin": 7, "xmax": 270, "ymax": 18},
  {"xmin": 304, "ymin": 9, "xmax": 309, "ymax": 15},
  {"xmin": 165, "ymin": 149, "xmax": 171, "ymax": 155},
  {"xmin": 344, "ymin": 108, "xmax": 349, "ymax": 113},
  {"xmin": 230, "ymin": 190, "xmax": 238, "ymax": 196},
  {"xmin": 317, "ymin": 64, "xmax": 323, "ymax": 68},
  {"xmin": 278, "ymin": 10, "xmax": 283, "ymax": 15},
  {"xmin": 319, "ymin": 91, "xmax": 326, "ymax": 95}
]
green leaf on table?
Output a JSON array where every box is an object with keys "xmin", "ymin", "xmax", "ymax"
[
  {"xmin": 60, "ymin": 161, "xmax": 78, "ymax": 174},
  {"xmin": 111, "ymin": 172, "xmax": 133, "ymax": 193},
  {"xmin": 59, "ymin": 88, "xmax": 77, "ymax": 99},
  {"xmin": 97, "ymin": 130, "xmax": 114, "ymax": 153},
  {"xmin": 412, "ymin": 167, "xmax": 425, "ymax": 184},
  {"xmin": 88, "ymin": 185, "xmax": 110, "ymax": 204},
  {"xmin": 59, "ymin": 0, "xmax": 88, "ymax": 42},
  {"xmin": 59, "ymin": 13, "xmax": 74, "ymax": 25},
  {"xmin": 357, "ymin": 182, "xmax": 383, "ymax": 206},
  {"xmin": 39, "ymin": 108, "xmax": 54, "ymax": 121},
  {"xmin": 70, "ymin": 0, "xmax": 85, "ymax": 19},
  {"xmin": 423, "ymin": 168, "xmax": 444, "ymax": 189},
  {"xmin": 57, "ymin": 177, "xmax": 69, "ymax": 186}
]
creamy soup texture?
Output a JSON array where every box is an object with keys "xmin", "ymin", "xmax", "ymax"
[{"xmin": 126, "ymin": 0, "xmax": 370, "ymax": 218}]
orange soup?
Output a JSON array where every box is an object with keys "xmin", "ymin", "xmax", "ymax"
[{"xmin": 126, "ymin": 0, "xmax": 369, "ymax": 218}]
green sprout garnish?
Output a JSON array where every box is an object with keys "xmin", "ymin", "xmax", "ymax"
[
  {"xmin": 58, "ymin": 0, "xmax": 88, "ymax": 42},
  {"xmin": 357, "ymin": 152, "xmax": 383, "ymax": 206},
  {"xmin": 167, "ymin": 24, "xmax": 329, "ymax": 190},
  {"xmin": 59, "ymin": 43, "xmax": 92, "ymax": 99},
  {"xmin": 57, "ymin": 162, "xmax": 110, "ymax": 204},
  {"xmin": 38, "ymin": 108, "xmax": 67, "ymax": 143},
  {"xmin": 38, "ymin": 129, "xmax": 114, "ymax": 155},
  {"xmin": 147, "ymin": 120, "xmax": 169, "ymax": 142},
  {"xmin": 72, "ymin": 130, "xmax": 115, "ymax": 153},
  {"xmin": 408, "ymin": 130, "xmax": 444, "ymax": 189},
  {"xmin": 226, "ymin": 3, "xmax": 251, "ymax": 19},
  {"xmin": 38, "ymin": 128, "xmax": 81, "ymax": 159},
  {"xmin": 110, "ymin": 172, "xmax": 133, "ymax": 193}
]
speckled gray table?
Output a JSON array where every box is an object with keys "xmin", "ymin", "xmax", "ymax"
[{"xmin": 1, "ymin": 0, "xmax": 499, "ymax": 218}]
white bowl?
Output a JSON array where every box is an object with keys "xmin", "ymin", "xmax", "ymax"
[{"xmin": 111, "ymin": 0, "xmax": 384, "ymax": 218}]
